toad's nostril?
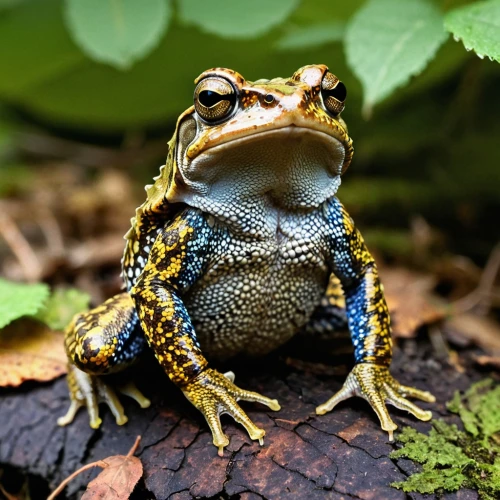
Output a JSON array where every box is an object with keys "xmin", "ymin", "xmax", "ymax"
[{"xmin": 264, "ymin": 94, "xmax": 275, "ymax": 104}]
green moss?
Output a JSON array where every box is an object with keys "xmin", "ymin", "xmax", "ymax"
[
  {"xmin": 390, "ymin": 379, "xmax": 500, "ymax": 498},
  {"xmin": 395, "ymin": 468, "xmax": 468, "ymax": 494}
]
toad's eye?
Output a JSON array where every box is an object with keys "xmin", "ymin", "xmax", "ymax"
[
  {"xmin": 194, "ymin": 77, "xmax": 236, "ymax": 123},
  {"xmin": 321, "ymin": 71, "xmax": 346, "ymax": 115}
]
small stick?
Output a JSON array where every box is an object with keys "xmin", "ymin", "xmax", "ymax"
[
  {"xmin": 452, "ymin": 243, "xmax": 500, "ymax": 315},
  {"xmin": 127, "ymin": 435, "xmax": 141, "ymax": 457},
  {"xmin": 0, "ymin": 207, "xmax": 41, "ymax": 282},
  {"xmin": 47, "ymin": 461, "xmax": 108, "ymax": 500},
  {"xmin": 37, "ymin": 208, "xmax": 65, "ymax": 257},
  {"xmin": 0, "ymin": 481, "xmax": 18, "ymax": 500}
]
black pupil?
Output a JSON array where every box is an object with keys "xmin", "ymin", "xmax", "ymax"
[
  {"xmin": 327, "ymin": 81, "xmax": 347, "ymax": 102},
  {"xmin": 199, "ymin": 90, "xmax": 225, "ymax": 107}
]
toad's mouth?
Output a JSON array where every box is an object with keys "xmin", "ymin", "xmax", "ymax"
[
  {"xmin": 174, "ymin": 125, "xmax": 347, "ymax": 211},
  {"xmin": 185, "ymin": 126, "xmax": 347, "ymax": 180},
  {"xmin": 190, "ymin": 124, "xmax": 344, "ymax": 156}
]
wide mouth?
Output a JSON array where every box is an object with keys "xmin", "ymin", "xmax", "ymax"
[
  {"xmin": 190, "ymin": 125, "xmax": 343, "ymax": 158},
  {"xmin": 183, "ymin": 125, "xmax": 347, "ymax": 185}
]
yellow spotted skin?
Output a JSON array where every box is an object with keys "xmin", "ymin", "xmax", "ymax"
[
  {"xmin": 130, "ymin": 212, "xmax": 211, "ymax": 385},
  {"xmin": 60, "ymin": 64, "xmax": 435, "ymax": 451},
  {"xmin": 65, "ymin": 293, "xmax": 145, "ymax": 375},
  {"xmin": 328, "ymin": 201, "xmax": 393, "ymax": 365}
]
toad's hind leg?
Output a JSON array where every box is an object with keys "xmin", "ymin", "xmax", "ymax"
[
  {"xmin": 58, "ymin": 293, "xmax": 150, "ymax": 429},
  {"xmin": 302, "ymin": 274, "xmax": 348, "ymax": 337}
]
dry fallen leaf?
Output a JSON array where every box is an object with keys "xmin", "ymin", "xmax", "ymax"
[
  {"xmin": 380, "ymin": 267, "xmax": 446, "ymax": 338},
  {"xmin": 48, "ymin": 437, "xmax": 143, "ymax": 500},
  {"xmin": 81, "ymin": 454, "xmax": 143, "ymax": 500},
  {"xmin": 446, "ymin": 313, "xmax": 500, "ymax": 355},
  {"xmin": 0, "ymin": 318, "xmax": 67, "ymax": 387}
]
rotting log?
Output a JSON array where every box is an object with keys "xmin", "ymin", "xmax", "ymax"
[{"xmin": 0, "ymin": 342, "xmax": 484, "ymax": 500}]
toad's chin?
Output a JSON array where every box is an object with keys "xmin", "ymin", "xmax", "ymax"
[
  {"xmin": 188, "ymin": 126, "xmax": 345, "ymax": 177},
  {"xmin": 175, "ymin": 126, "xmax": 345, "ymax": 210}
]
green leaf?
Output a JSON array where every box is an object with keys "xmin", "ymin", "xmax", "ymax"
[
  {"xmin": 64, "ymin": 0, "xmax": 171, "ymax": 69},
  {"xmin": 0, "ymin": 279, "xmax": 49, "ymax": 329},
  {"xmin": 276, "ymin": 21, "xmax": 345, "ymax": 50},
  {"xmin": 179, "ymin": 0, "xmax": 300, "ymax": 39},
  {"xmin": 0, "ymin": 0, "xmax": 24, "ymax": 9},
  {"xmin": 345, "ymin": 0, "xmax": 448, "ymax": 117},
  {"xmin": 0, "ymin": 0, "xmax": 85, "ymax": 99},
  {"xmin": 35, "ymin": 288, "xmax": 90, "ymax": 331},
  {"xmin": 445, "ymin": 0, "xmax": 500, "ymax": 63}
]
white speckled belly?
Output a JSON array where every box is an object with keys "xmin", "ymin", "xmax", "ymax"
[{"xmin": 184, "ymin": 208, "xmax": 330, "ymax": 358}]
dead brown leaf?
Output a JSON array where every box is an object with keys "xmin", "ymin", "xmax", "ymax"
[
  {"xmin": 380, "ymin": 267, "xmax": 446, "ymax": 338},
  {"xmin": 446, "ymin": 313, "xmax": 500, "ymax": 355},
  {"xmin": 81, "ymin": 454, "xmax": 143, "ymax": 500},
  {"xmin": 0, "ymin": 318, "xmax": 67, "ymax": 387},
  {"xmin": 48, "ymin": 436, "xmax": 143, "ymax": 500}
]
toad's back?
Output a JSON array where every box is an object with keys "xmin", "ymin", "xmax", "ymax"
[{"xmin": 185, "ymin": 207, "xmax": 330, "ymax": 358}]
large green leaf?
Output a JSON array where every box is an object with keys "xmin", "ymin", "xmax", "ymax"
[
  {"xmin": 0, "ymin": 5, "xmax": 349, "ymax": 131},
  {"xmin": 0, "ymin": 0, "xmax": 356, "ymax": 130},
  {"xmin": 345, "ymin": 0, "xmax": 448, "ymax": 117},
  {"xmin": 64, "ymin": 0, "xmax": 171, "ymax": 69},
  {"xmin": 288, "ymin": 0, "xmax": 365, "ymax": 26},
  {"xmin": 178, "ymin": 0, "xmax": 300, "ymax": 39},
  {"xmin": 0, "ymin": 0, "xmax": 24, "ymax": 9},
  {"xmin": 0, "ymin": 279, "xmax": 49, "ymax": 329},
  {"xmin": 445, "ymin": 0, "xmax": 500, "ymax": 63},
  {"xmin": 0, "ymin": 0, "xmax": 84, "ymax": 99}
]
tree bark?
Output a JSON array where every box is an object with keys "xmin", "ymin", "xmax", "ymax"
[{"xmin": 0, "ymin": 343, "xmax": 482, "ymax": 500}]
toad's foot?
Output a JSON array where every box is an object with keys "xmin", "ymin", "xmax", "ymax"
[
  {"xmin": 57, "ymin": 364, "xmax": 151, "ymax": 429},
  {"xmin": 182, "ymin": 368, "xmax": 280, "ymax": 456},
  {"xmin": 316, "ymin": 363, "xmax": 435, "ymax": 441}
]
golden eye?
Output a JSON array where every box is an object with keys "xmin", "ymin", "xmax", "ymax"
[
  {"xmin": 194, "ymin": 77, "xmax": 236, "ymax": 123},
  {"xmin": 321, "ymin": 71, "xmax": 347, "ymax": 115}
]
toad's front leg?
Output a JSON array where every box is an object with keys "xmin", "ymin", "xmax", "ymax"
[
  {"xmin": 131, "ymin": 210, "xmax": 279, "ymax": 455},
  {"xmin": 318, "ymin": 198, "xmax": 435, "ymax": 439}
]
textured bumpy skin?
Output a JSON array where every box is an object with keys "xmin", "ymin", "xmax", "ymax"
[{"xmin": 60, "ymin": 64, "xmax": 435, "ymax": 452}]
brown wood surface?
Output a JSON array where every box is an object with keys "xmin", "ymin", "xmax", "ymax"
[{"xmin": 0, "ymin": 342, "xmax": 483, "ymax": 500}]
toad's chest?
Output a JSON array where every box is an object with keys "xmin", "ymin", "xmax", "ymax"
[{"xmin": 183, "ymin": 209, "xmax": 331, "ymax": 357}]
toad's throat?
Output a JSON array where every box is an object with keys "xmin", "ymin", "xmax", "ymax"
[{"xmin": 176, "ymin": 126, "xmax": 345, "ymax": 213}]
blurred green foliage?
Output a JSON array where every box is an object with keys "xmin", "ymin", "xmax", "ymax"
[
  {"xmin": 0, "ymin": 278, "xmax": 89, "ymax": 331},
  {"xmin": 0, "ymin": 0, "xmax": 499, "ymax": 261},
  {"xmin": 34, "ymin": 287, "xmax": 90, "ymax": 330},
  {"xmin": 2, "ymin": 0, "xmax": 495, "ymax": 129}
]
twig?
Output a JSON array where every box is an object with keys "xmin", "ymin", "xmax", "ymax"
[
  {"xmin": 451, "ymin": 243, "xmax": 500, "ymax": 315},
  {"xmin": 47, "ymin": 461, "xmax": 108, "ymax": 500},
  {"xmin": 48, "ymin": 435, "xmax": 141, "ymax": 499},
  {"xmin": 0, "ymin": 481, "xmax": 18, "ymax": 500},
  {"xmin": 37, "ymin": 208, "xmax": 65, "ymax": 257},
  {"xmin": 0, "ymin": 206, "xmax": 42, "ymax": 282},
  {"xmin": 428, "ymin": 325, "xmax": 451, "ymax": 359},
  {"xmin": 127, "ymin": 435, "xmax": 141, "ymax": 457}
]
